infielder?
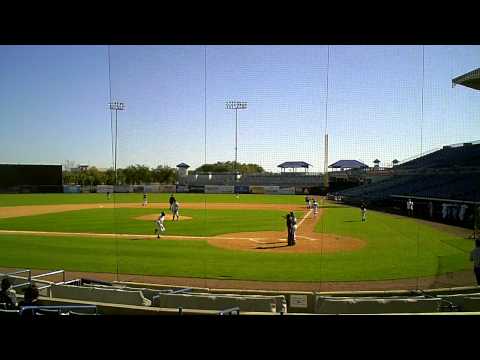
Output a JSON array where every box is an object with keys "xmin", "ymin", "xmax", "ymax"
[
  {"xmin": 172, "ymin": 200, "xmax": 180, "ymax": 221},
  {"xmin": 154, "ymin": 211, "xmax": 166, "ymax": 238},
  {"xmin": 313, "ymin": 198, "xmax": 319, "ymax": 216},
  {"xmin": 142, "ymin": 192, "xmax": 148, "ymax": 207}
]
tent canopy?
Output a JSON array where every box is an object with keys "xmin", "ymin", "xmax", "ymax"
[
  {"xmin": 452, "ymin": 68, "xmax": 480, "ymax": 91},
  {"xmin": 329, "ymin": 160, "xmax": 368, "ymax": 169},
  {"xmin": 277, "ymin": 161, "xmax": 312, "ymax": 169}
]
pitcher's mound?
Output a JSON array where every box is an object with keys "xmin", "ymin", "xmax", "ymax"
[
  {"xmin": 208, "ymin": 231, "xmax": 365, "ymax": 253},
  {"xmin": 134, "ymin": 214, "xmax": 192, "ymax": 221}
]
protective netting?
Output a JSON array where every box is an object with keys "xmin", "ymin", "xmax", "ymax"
[{"xmin": 1, "ymin": 45, "xmax": 479, "ymax": 293}]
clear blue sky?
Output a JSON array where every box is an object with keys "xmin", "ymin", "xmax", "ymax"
[{"xmin": 1, "ymin": 45, "xmax": 479, "ymax": 172}]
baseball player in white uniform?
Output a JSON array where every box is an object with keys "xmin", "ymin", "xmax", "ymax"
[
  {"xmin": 172, "ymin": 201, "xmax": 180, "ymax": 221},
  {"xmin": 154, "ymin": 211, "xmax": 166, "ymax": 238}
]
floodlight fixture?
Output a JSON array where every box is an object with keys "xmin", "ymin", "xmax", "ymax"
[
  {"xmin": 109, "ymin": 101, "xmax": 125, "ymax": 111},
  {"xmin": 225, "ymin": 100, "xmax": 248, "ymax": 174},
  {"xmin": 225, "ymin": 100, "xmax": 247, "ymax": 110},
  {"xmin": 109, "ymin": 100, "xmax": 126, "ymax": 187}
]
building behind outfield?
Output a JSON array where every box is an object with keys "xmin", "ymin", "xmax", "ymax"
[{"xmin": 0, "ymin": 164, "xmax": 63, "ymax": 193}]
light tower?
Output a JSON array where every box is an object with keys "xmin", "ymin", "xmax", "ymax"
[
  {"xmin": 225, "ymin": 100, "xmax": 248, "ymax": 175},
  {"xmin": 109, "ymin": 101, "xmax": 126, "ymax": 186}
]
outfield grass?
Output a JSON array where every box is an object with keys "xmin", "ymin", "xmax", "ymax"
[
  {"xmin": 0, "ymin": 195, "xmax": 473, "ymax": 282},
  {"xmin": 0, "ymin": 193, "xmax": 305, "ymax": 206},
  {"xmin": 0, "ymin": 208, "xmax": 299, "ymax": 236}
]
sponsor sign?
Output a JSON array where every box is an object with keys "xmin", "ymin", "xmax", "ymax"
[
  {"xmin": 234, "ymin": 185, "xmax": 250, "ymax": 194},
  {"xmin": 143, "ymin": 185, "xmax": 160, "ymax": 193},
  {"xmin": 289, "ymin": 295, "xmax": 308, "ymax": 308},
  {"xmin": 176, "ymin": 185, "xmax": 189, "ymax": 193},
  {"xmin": 63, "ymin": 185, "xmax": 81, "ymax": 193},
  {"xmin": 188, "ymin": 185, "xmax": 205, "ymax": 193},
  {"xmin": 278, "ymin": 187, "xmax": 295, "ymax": 195},
  {"xmin": 158, "ymin": 185, "xmax": 177, "ymax": 193},
  {"xmin": 205, "ymin": 185, "xmax": 234, "ymax": 194},
  {"xmin": 263, "ymin": 186, "xmax": 280, "ymax": 194},
  {"xmin": 114, "ymin": 185, "xmax": 133, "ymax": 193},
  {"xmin": 96, "ymin": 185, "xmax": 114, "ymax": 193},
  {"xmin": 249, "ymin": 186, "xmax": 265, "ymax": 194}
]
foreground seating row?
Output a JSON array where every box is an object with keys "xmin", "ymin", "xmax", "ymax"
[
  {"xmin": 315, "ymin": 296, "xmax": 443, "ymax": 314},
  {"xmin": 152, "ymin": 292, "xmax": 285, "ymax": 313},
  {"xmin": 50, "ymin": 284, "xmax": 152, "ymax": 307}
]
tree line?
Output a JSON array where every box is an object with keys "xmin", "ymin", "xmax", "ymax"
[
  {"xmin": 62, "ymin": 161, "xmax": 265, "ymax": 186},
  {"xmin": 62, "ymin": 165, "xmax": 177, "ymax": 186},
  {"xmin": 194, "ymin": 161, "xmax": 264, "ymax": 174}
]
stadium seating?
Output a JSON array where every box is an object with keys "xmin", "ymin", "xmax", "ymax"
[
  {"xmin": 152, "ymin": 292, "xmax": 285, "ymax": 313},
  {"xmin": 436, "ymin": 293, "xmax": 480, "ymax": 311},
  {"xmin": 315, "ymin": 296, "xmax": 442, "ymax": 314},
  {"xmin": 81, "ymin": 283, "xmax": 170, "ymax": 302},
  {"xmin": 463, "ymin": 297, "xmax": 480, "ymax": 312},
  {"xmin": 337, "ymin": 142, "xmax": 480, "ymax": 204},
  {"xmin": 50, "ymin": 284, "xmax": 151, "ymax": 307},
  {"xmin": 397, "ymin": 143, "xmax": 480, "ymax": 169}
]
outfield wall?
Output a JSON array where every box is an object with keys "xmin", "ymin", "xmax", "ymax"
[{"xmin": 0, "ymin": 164, "xmax": 63, "ymax": 193}]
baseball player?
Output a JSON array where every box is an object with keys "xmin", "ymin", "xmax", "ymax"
[
  {"xmin": 142, "ymin": 192, "xmax": 148, "ymax": 207},
  {"xmin": 154, "ymin": 211, "xmax": 166, "ymax": 238},
  {"xmin": 360, "ymin": 202, "xmax": 367, "ymax": 222},
  {"xmin": 172, "ymin": 200, "xmax": 180, "ymax": 221},
  {"xmin": 305, "ymin": 196, "xmax": 310, "ymax": 209},
  {"xmin": 169, "ymin": 194, "xmax": 176, "ymax": 211},
  {"xmin": 406, "ymin": 199, "xmax": 414, "ymax": 216},
  {"xmin": 313, "ymin": 198, "xmax": 319, "ymax": 216}
]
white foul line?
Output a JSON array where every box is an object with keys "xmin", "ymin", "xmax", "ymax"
[{"xmin": 297, "ymin": 209, "xmax": 313, "ymax": 228}]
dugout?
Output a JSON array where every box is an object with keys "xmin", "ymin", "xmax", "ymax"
[{"xmin": 0, "ymin": 164, "xmax": 63, "ymax": 193}]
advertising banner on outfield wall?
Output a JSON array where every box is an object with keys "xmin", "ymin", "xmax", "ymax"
[
  {"xmin": 143, "ymin": 185, "xmax": 160, "ymax": 193},
  {"xmin": 63, "ymin": 185, "xmax": 81, "ymax": 193},
  {"xmin": 158, "ymin": 185, "xmax": 176, "ymax": 193},
  {"xmin": 234, "ymin": 185, "xmax": 250, "ymax": 194},
  {"xmin": 114, "ymin": 185, "xmax": 133, "ymax": 193},
  {"xmin": 176, "ymin": 185, "xmax": 189, "ymax": 193},
  {"xmin": 295, "ymin": 187, "xmax": 310, "ymax": 195},
  {"xmin": 96, "ymin": 185, "xmax": 114, "ymax": 193},
  {"xmin": 188, "ymin": 185, "xmax": 205, "ymax": 193},
  {"xmin": 205, "ymin": 185, "xmax": 234, "ymax": 194},
  {"xmin": 263, "ymin": 186, "xmax": 280, "ymax": 194},
  {"xmin": 249, "ymin": 186, "xmax": 265, "ymax": 194},
  {"xmin": 278, "ymin": 187, "xmax": 295, "ymax": 195}
]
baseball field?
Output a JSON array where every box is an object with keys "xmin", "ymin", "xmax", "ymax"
[{"xmin": 0, "ymin": 193, "xmax": 474, "ymax": 287}]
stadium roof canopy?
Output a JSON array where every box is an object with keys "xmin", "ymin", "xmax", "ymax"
[
  {"xmin": 329, "ymin": 160, "xmax": 368, "ymax": 169},
  {"xmin": 176, "ymin": 163, "xmax": 190, "ymax": 168},
  {"xmin": 277, "ymin": 161, "xmax": 312, "ymax": 169},
  {"xmin": 452, "ymin": 68, "xmax": 480, "ymax": 91}
]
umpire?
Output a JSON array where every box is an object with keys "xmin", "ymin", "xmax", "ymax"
[
  {"xmin": 286, "ymin": 213, "xmax": 293, "ymax": 246},
  {"xmin": 470, "ymin": 240, "xmax": 480, "ymax": 285},
  {"xmin": 169, "ymin": 194, "xmax": 176, "ymax": 211}
]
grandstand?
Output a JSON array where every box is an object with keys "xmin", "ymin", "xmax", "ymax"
[
  {"xmin": 2, "ymin": 268, "xmax": 480, "ymax": 316},
  {"xmin": 331, "ymin": 141, "xmax": 480, "ymax": 226}
]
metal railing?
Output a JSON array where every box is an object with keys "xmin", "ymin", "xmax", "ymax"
[
  {"xmin": 218, "ymin": 307, "xmax": 240, "ymax": 315},
  {"xmin": 169, "ymin": 287, "xmax": 193, "ymax": 294},
  {"xmin": 3, "ymin": 269, "xmax": 32, "ymax": 282},
  {"xmin": 31, "ymin": 270, "xmax": 65, "ymax": 283},
  {"xmin": 19, "ymin": 305, "xmax": 98, "ymax": 316}
]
